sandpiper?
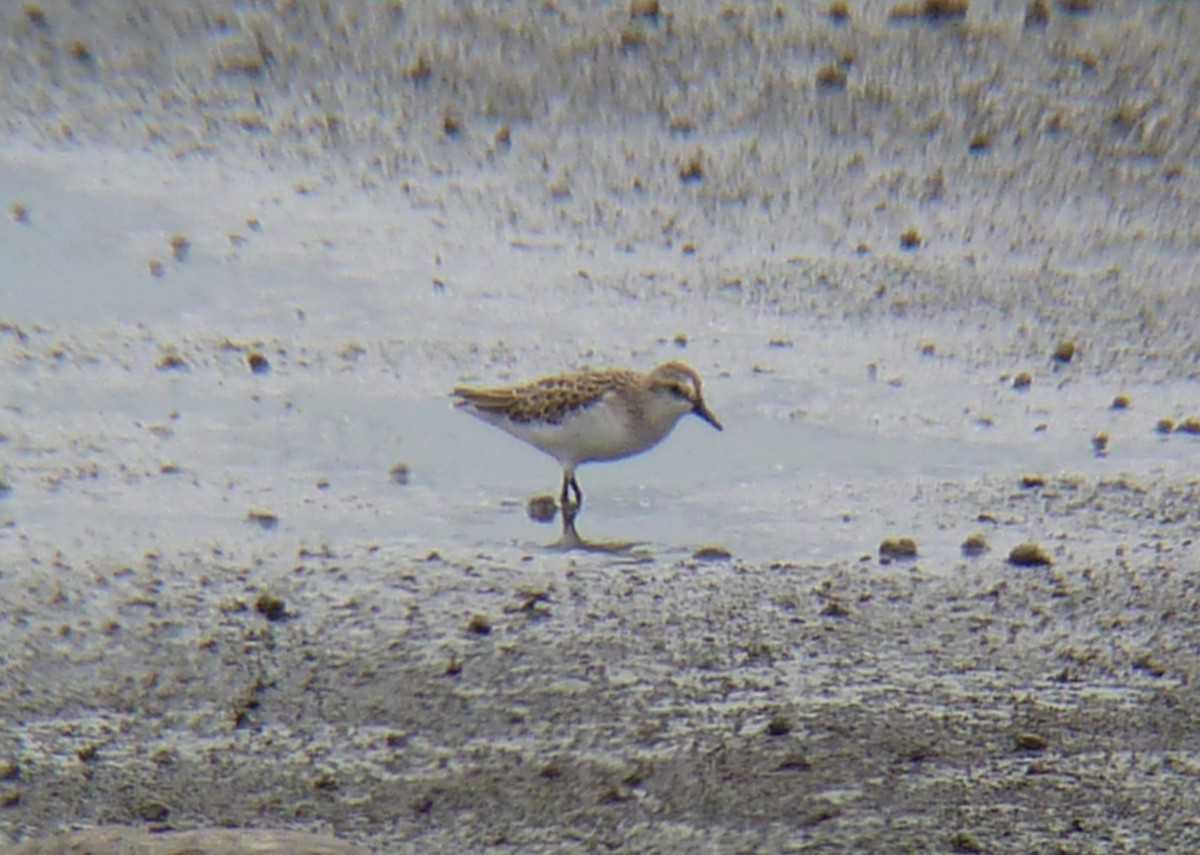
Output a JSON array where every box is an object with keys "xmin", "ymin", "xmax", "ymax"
[{"xmin": 452, "ymin": 361, "xmax": 722, "ymax": 511}]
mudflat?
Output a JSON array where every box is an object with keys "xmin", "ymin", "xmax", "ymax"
[{"xmin": 1, "ymin": 1, "xmax": 1198, "ymax": 853}]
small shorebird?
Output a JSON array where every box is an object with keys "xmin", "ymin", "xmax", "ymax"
[{"xmin": 452, "ymin": 361, "xmax": 722, "ymax": 512}]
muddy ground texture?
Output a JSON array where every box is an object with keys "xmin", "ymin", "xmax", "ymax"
[
  {"xmin": 3, "ymin": 1, "xmax": 1200, "ymax": 853},
  {"xmin": 3, "ymin": 476, "xmax": 1200, "ymax": 854}
]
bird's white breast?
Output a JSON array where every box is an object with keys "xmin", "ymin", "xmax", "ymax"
[{"xmin": 496, "ymin": 393, "xmax": 676, "ymax": 467}]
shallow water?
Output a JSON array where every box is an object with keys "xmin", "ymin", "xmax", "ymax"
[
  {"xmin": 6, "ymin": 347, "xmax": 1193, "ymax": 572},
  {"xmin": 3, "ymin": 139, "xmax": 1196, "ymax": 571}
]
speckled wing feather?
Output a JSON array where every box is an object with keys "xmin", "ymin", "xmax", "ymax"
[{"xmin": 453, "ymin": 368, "xmax": 634, "ymax": 425}]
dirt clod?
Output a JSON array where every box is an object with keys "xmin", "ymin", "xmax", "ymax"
[
  {"xmin": 389, "ymin": 462, "xmax": 410, "ymax": 485},
  {"xmin": 247, "ymin": 351, "xmax": 270, "ymax": 373},
  {"xmin": 693, "ymin": 545, "xmax": 732, "ymax": 561},
  {"xmin": 254, "ymin": 592, "xmax": 287, "ymax": 621},
  {"xmin": 1052, "ymin": 340, "xmax": 1077, "ymax": 363},
  {"xmin": 1014, "ymin": 731, "xmax": 1049, "ymax": 751},
  {"xmin": 879, "ymin": 536, "xmax": 918, "ymax": 559},
  {"xmin": 961, "ymin": 533, "xmax": 989, "ymax": 556},
  {"xmin": 246, "ymin": 508, "xmax": 279, "ymax": 530},
  {"xmin": 1008, "ymin": 542, "xmax": 1052, "ymax": 567},
  {"xmin": 526, "ymin": 494, "xmax": 557, "ymax": 522},
  {"xmin": 949, "ymin": 830, "xmax": 984, "ymax": 853},
  {"xmin": 766, "ymin": 715, "xmax": 793, "ymax": 736}
]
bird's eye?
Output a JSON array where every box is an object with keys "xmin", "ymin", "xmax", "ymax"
[{"xmin": 669, "ymin": 384, "xmax": 689, "ymax": 400}]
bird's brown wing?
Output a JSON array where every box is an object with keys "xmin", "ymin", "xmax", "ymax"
[{"xmin": 453, "ymin": 369, "xmax": 630, "ymax": 425}]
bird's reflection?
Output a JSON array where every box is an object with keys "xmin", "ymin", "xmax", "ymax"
[{"xmin": 530, "ymin": 497, "xmax": 640, "ymax": 553}]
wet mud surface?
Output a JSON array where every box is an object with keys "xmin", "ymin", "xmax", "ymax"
[{"xmin": 2, "ymin": 1, "xmax": 1200, "ymax": 853}]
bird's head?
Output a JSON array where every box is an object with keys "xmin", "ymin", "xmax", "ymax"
[{"xmin": 647, "ymin": 361, "xmax": 723, "ymax": 431}]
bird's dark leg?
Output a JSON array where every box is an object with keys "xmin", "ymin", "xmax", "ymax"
[
  {"xmin": 560, "ymin": 473, "xmax": 577, "ymax": 527},
  {"xmin": 560, "ymin": 471, "xmax": 583, "ymax": 516},
  {"xmin": 561, "ymin": 498, "xmax": 579, "ymax": 531}
]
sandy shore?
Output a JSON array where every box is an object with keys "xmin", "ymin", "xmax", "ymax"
[{"xmin": 2, "ymin": 1, "xmax": 1199, "ymax": 853}]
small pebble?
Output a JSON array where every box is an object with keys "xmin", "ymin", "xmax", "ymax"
[
  {"xmin": 1052, "ymin": 340, "xmax": 1076, "ymax": 363},
  {"xmin": 155, "ymin": 351, "xmax": 186, "ymax": 371},
  {"xmin": 961, "ymin": 533, "xmax": 989, "ymax": 556},
  {"xmin": 765, "ymin": 715, "xmax": 793, "ymax": 736},
  {"xmin": 1008, "ymin": 542, "xmax": 1051, "ymax": 567},
  {"xmin": 820, "ymin": 600, "xmax": 852, "ymax": 618},
  {"xmin": 247, "ymin": 352, "xmax": 270, "ymax": 374},
  {"xmin": 389, "ymin": 462, "xmax": 410, "ymax": 485},
  {"xmin": 246, "ymin": 508, "xmax": 279, "ymax": 530},
  {"xmin": 254, "ymin": 592, "xmax": 287, "ymax": 621},
  {"xmin": 135, "ymin": 800, "xmax": 170, "ymax": 822},
  {"xmin": 526, "ymin": 494, "xmax": 557, "ymax": 523},
  {"xmin": 879, "ymin": 536, "xmax": 918, "ymax": 559},
  {"xmin": 169, "ymin": 233, "xmax": 190, "ymax": 261},
  {"xmin": 1014, "ymin": 732, "xmax": 1049, "ymax": 751},
  {"xmin": 949, "ymin": 830, "xmax": 984, "ymax": 853}
]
